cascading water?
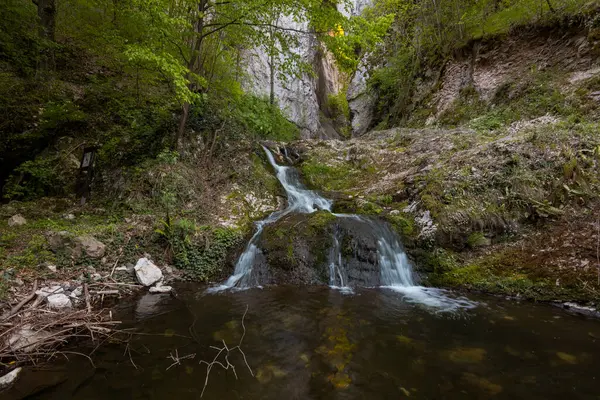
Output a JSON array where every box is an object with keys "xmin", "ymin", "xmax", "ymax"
[
  {"xmin": 211, "ymin": 146, "xmax": 332, "ymax": 290},
  {"xmin": 213, "ymin": 147, "xmax": 476, "ymax": 311}
]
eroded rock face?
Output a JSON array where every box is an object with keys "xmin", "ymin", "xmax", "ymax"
[
  {"xmin": 252, "ymin": 211, "xmax": 393, "ymax": 287},
  {"xmin": 243, "ymin": 0, "xmax": 371, "ymax": 138}
]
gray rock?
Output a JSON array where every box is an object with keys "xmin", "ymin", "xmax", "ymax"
[
  {"xmin": 8, "ymin": 214, "xmax": 26, "ymax": 227},
  {"xmin": 135, "ymin": 293, "xmax": 170, "ymax": 320},
  {"xmin": 47, "ymin": 231, "xmax": 71, "ymax": 252},
  {"xmin": 64, "ymin": 213, "xmax": 76, "ymax": 220},
  {"xmin": 0, "ymin": 367, "xmax": 21, "ymax": 390},
  {"xmin": 74, "ymin": 236, "xmax": 106, "ymax": 258},
  {"xmin": 8, "ymin": 325, "xmax": 51, "ymax": 351},
  {"xmin": 134, "ymin": 258, "xmax": 163, "ymax": 287},
  {"xmin": 149, "ymin": 284, "xmax": 173, "ymax": 294},
  {"xmin": 47, "ymin": 293, "xmax": 72, "ymax": 309},
  {"xmin": 35, "ymin": 285, "xmax": 64, "ymax": 298},
  {"xmin": 70, "ymin": 286, "xmax": 83, "ymax": 298}
]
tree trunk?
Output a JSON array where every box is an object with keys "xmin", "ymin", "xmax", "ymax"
[
  {"xmin": 35, "ymin": 0, "xmax": 56, "ymax": 41},
  {"xmin": 175, "ymin": 0, "xmax": 207, "ymax": 149},
  {"xmin": 545, "ymin": 0, "xmax": 556, "ymax": 13},
  {"xmin": 269, "ymin": 53, "xmax": 275, "ymax": 105},
  {"xmin": 33, "ymin": 0, "xmax": 56, "ymax": 71}
]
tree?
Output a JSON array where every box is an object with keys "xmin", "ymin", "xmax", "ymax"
[{"xmin": 32, "ymin": 0, "xmax": 56, "ymax": 70}]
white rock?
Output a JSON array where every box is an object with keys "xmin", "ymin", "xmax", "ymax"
[
  {"xmin": 8, "ymin": 325, "xmax": 51, "ymax": 351},
  {"xmin": 47, "ymin": 293, "xmax": 72, "ymax": 309},
  {"xmin": 35, "ymin": 285, "xmax": 64, "ymax": 298},
  {"xmin": 134, "ymin": 258, "xmax": 163, "ymax": 287},
  {"xmin": 0, "ymin": 367, "xmax": 21, "ymax": 389},
  {"xmin": 389, "ymin": 210, "xmax": 400, "ymax": 216},
  {"xmin": 70, "ymin": 286, "xmax": 83, "ymax": 298},
  {"xmin": 149, "ymin": 285, "xmax": 172, "ymax": 294},
  {"xmin": 8, "ymin": 214, "xmax": 26, "ymax": 227},
  {"xmin": 46, "ymin": 265, "xmax": 57, "ymax": 273},
  {"xmin": 64, "ymin": 213, "xmax": 76, "ymax": 220}
]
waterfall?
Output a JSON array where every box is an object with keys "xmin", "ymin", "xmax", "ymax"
[
  {"xmin": 327, "ymin": 229, "xmax": 351, "ymax": 292},
  {"xmin": 212, "ymin": 147, "xmax": 476, "ymax": 311},
  {"xmin": 211, "ymin": 146, "xmax": 332, "ymax": 291}
]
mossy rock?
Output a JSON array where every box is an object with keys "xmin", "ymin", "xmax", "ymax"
[{"xmin": 259, "ymin": 211, "xmax": 336, "ymax": 284}]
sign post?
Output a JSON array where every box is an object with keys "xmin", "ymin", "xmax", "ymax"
[{"xmin": 76, "ymin": 146, "xmax": 97, "ymax": 205}]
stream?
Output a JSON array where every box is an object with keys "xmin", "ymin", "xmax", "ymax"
[
  {"xmin": 15, "ymin": 286, "xmax": 600, "ymax": 399},
  {"xmin": 10, "ymin": 148, "xmax": 600, "ymax": 399}
]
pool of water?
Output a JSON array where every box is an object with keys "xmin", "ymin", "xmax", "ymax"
[{"xmin": 21, "ymin": 285, "xmax": 600, "ymax": 399}]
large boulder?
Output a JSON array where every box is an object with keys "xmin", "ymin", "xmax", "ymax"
[
  {"xmin": 8, "ymin": 214, "xmax": 26, "ymax": 227},
  {"xmin": 255, "ymin": 211, "xmax": 387, "ymax": 287},
  {"xmin": 134, "ymin": 258, "xmax": 163, "ymax": 287}
]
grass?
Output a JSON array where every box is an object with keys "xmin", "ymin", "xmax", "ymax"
[{"xmin": 466, "ymin": 0, "xmax": 594, "ymax": 39}]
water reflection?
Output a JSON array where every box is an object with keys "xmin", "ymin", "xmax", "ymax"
[{"xmin": 20, "ymin": 285, "xmax": 600, "ymax": 400}]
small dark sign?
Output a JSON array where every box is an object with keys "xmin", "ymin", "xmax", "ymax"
[{"xmin": 76, "ymin": 146, "xmax": 97, "ymax": 205}]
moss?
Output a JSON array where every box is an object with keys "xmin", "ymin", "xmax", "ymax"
[
  {"xmin": 466, "ymin": 232, "xmax": 490, "ymax": 248},
  {"xmin": 386, "ymin": 214, "xmax": 415, "ymax": 237},
  {"xmin": 425, "ymin": 246, "xmax": 596, "ymax": 301},
  {"xmin": 260, "ymin": 212, "xmax": 336, "ymax": 275}
]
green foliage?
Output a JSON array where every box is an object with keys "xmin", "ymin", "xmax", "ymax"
[
  {"xmin": 233, "ymin": 95, "xmax": 299, "ymax": 141},
  {"xmin": 363, "ymin": 0, "xmax": 593, "ymax": 126},
  {"xmin": 327, "ymin": 91, "xmax": 351, "ymax": 120},
  {"xmin": 39, "ymin": 101, "xmax": 86, "ymax": 130},
  {"xmin": 5, "ymin": 234, "xmax": 56, "ymax": 270},
  {"xmin": 3, "ymin": 155, "xmax": 74, "ymax": 200},
  {"xmin": 156, "ymin": 216, "xmax": 242, "ymax": 281}
]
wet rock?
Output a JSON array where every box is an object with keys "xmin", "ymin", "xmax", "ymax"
[
  {"xmin": 135, "ymin": 293, "xmax": 170, "ymax": 320},
  {"xmin": 8, "ymin": 214, "xmax": 26, "ymax": 227},
  {"xmin": 149, "ymin": 283, "xmax": 172, "ymax": 294},
  {"xmin": 257, "ymin": 212, "xmax": 396, "ymax": 287},
  {"xmin": 74, "ymin": 235, "xmax": 106, "ymax": 258},
  {"xmin": 462, "ymin": 373, "xmax": 502, "ymax": 395},
  {"xmin": 47, "ymin": 293, "xmax": 72, "ymax": 309},
  {"xmin": 556, "ymin": 352, "xmax": 578, "ymax": 364},
  {"xmin": 134, "ymin": 258, "xmax": 163, "ymax": 287},
  {"xmin": 0, "ymin": 367, "xmax": 21, "ymax": 389},
  {"xmin": 446, "ymin": 347, "xmax": 487, "ymax": 364}
]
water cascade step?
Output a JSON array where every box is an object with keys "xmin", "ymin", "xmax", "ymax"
[
  {"xmin": 211, "ymin": 146, "xmax": 332, "ymax": 290},
  {"xmin": 212, "ymin": 147, "xmax": 477, "ymax": 311}
]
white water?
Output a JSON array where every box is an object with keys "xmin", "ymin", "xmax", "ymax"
[
  {"xmin": 210, "ymin": 146, "xmax": 332, "ymax": 291},
  {"xmin": 212, "ymin": 147, "xmax": 476, "ymax": 311}
]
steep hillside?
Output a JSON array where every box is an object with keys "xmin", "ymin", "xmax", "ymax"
[{"xmin": 297, "ymin": 22, "xmax": 600, "ymax": 303}]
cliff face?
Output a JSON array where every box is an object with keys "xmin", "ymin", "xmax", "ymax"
[
  {"xmin": 243, "ymin": 0, "xmax": 373, "ymax": 138},
  {"xmin": 292, "ymin": 23, "xmax": 600, "ymax": 303}
]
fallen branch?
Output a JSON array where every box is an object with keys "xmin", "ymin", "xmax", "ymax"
[
  {"xmin": 198, "ymin": 305, "xmax": 253, "ymax": 398},
  {"xmin": 1, "ymin": 280, "xmax": 38, "ymax": 321},
  {"xmin": 84, "ymin": 283, "xmax": 92, "ymax": 314}
]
